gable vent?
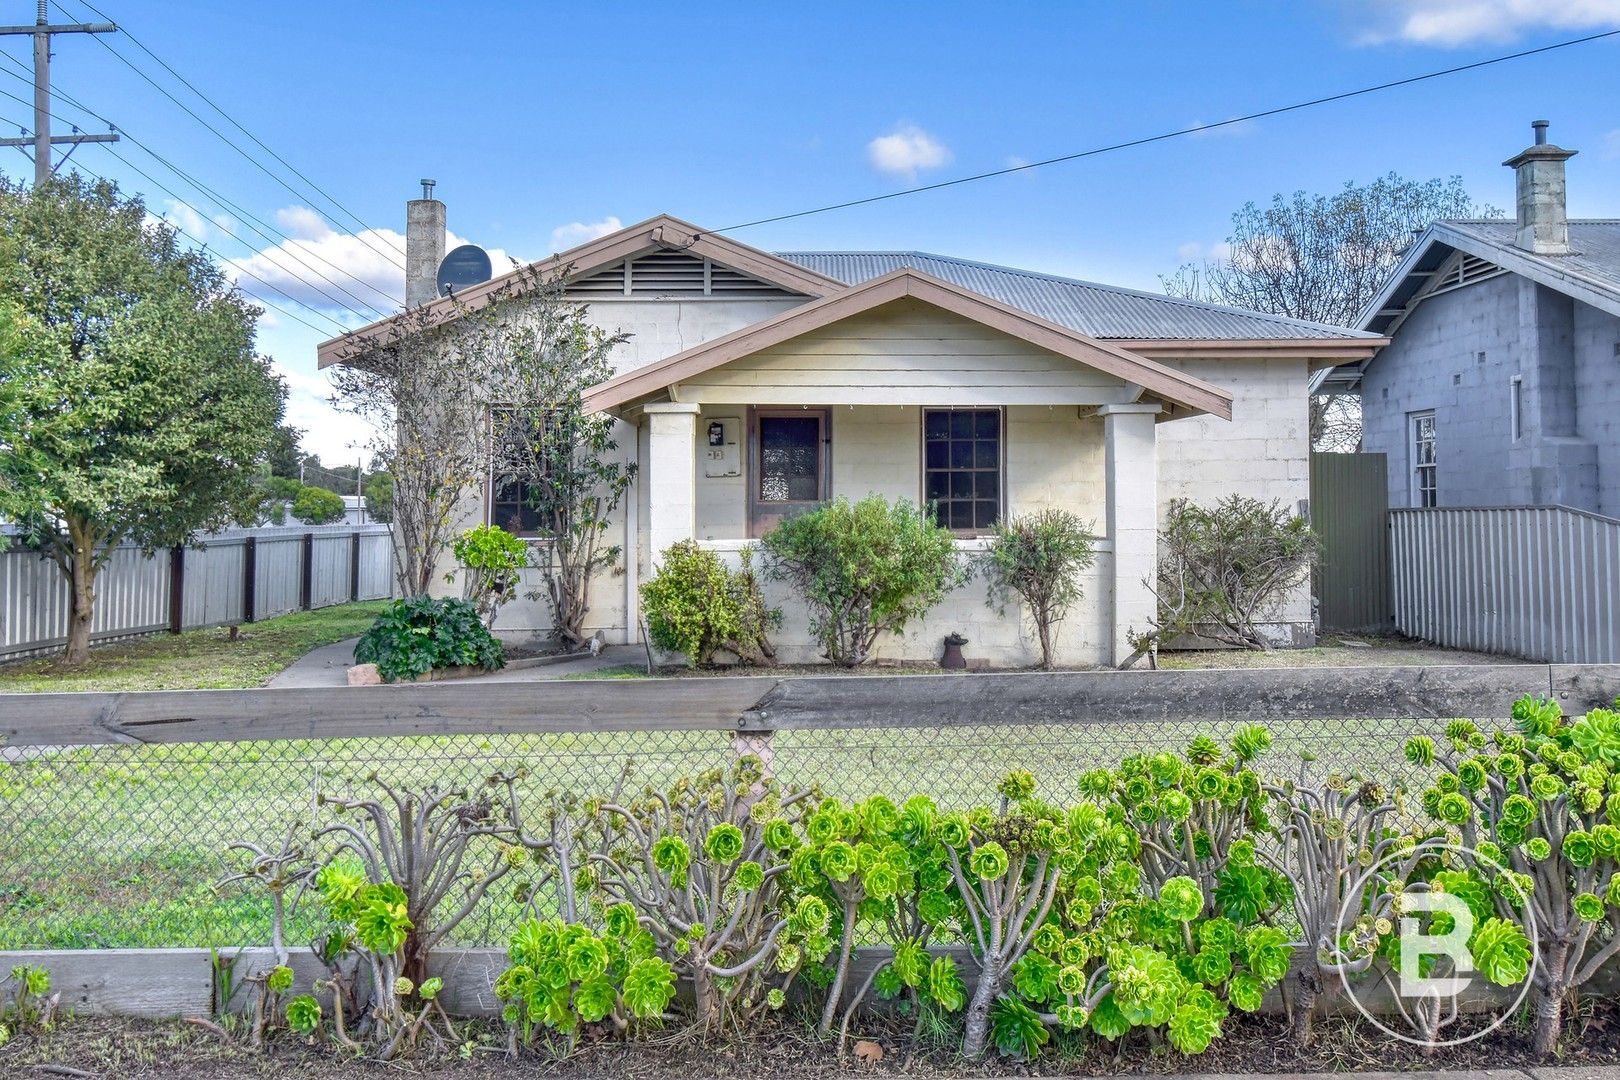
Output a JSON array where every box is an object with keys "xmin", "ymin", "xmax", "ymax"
[
  {"xmin": 1429, "ymin": 253, "xmax": 1502, "ymax": 294},
  {"xmin": 566, "ymin": 260, "xmax": 627, "ymax": 294},
  {"xmin": 564, "ymin": 249, "xmax": 802, "ymax": 299}
]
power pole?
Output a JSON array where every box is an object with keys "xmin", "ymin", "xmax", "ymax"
[{"xmin": 0, "ymin": 1, "xmax": 118, "ymax": 187}]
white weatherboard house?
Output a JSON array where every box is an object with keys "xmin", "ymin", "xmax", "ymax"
[{"xmin": 319, "ymin": 211, "xmax": 1383, "ymax": 667}]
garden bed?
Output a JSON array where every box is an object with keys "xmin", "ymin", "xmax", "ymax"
[{"xmin": 5, "ymin": 1007, "xmax": 1620, "ymax": 1079}]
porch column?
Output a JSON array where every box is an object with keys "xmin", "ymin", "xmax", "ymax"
[
  {"xmin": 1099, "ymin": 403, "xmax": 1161, "ymax": 667},
  {"xmin": 644, "ymin": 402, "xmax": 702, "ymax": 567}
]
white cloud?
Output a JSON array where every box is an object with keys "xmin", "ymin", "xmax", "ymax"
[
  {"xmin": 867, "ymin": 124, "xmax": 952, "ymax": 178},
  {"xmin": 549, "ymin": 216, "xmax": 623, "ymax": 254},
  {"xmin": 1604, "ymin": 128, "xmax": 1620, "ymax": 159},
  {"xmin": 1358, "ymin": 0, "xmax": 1620, "ymax": 45},
  {"xmin": 157, "ymin": 198, "xmax": 210, "ymax": 241},
  {"xmin": 274, "ymin": 205, "xmax": 333, "ymax": 240},
  {"xmin": 225, "ymin": 215, "xmax": 515, "ymax": 315},
  {"xmin": 270, "ymin": 360, "xmax": 377, "ymax": 464}
]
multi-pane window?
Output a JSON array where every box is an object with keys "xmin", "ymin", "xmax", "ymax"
[
  {"xmin": 489, "ymin": 407, "xmax": 555, "ymax": 537},
  {"xmin": 923, "ymin": 408, "xmax": 1002, "ymax": 533},
  {"xmin": 1410, "ymin": 410, "xmax": 1437, "ymax": 508}
]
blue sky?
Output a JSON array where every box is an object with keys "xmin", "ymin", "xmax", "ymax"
[{"xmin": 4, "ymin": 0, "xmax": 1618, "ymax": 462}]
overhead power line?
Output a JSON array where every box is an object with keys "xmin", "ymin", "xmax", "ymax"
[
  {"xmin": 0, "ymin": 55, "xmax": 401, "ymax": 311},
  {"xmin": 49, "ymin": 0, "xmax": 406, "ymax": 272},
  {"xmin": 719, "ymin": 27, "xmax": 1620, "ymax": 232},
  {"xmin": 0, "ymin": 74, "xmax": 386, "ymax": 325},
  {"xmin": 63, "ymin": 0, "xmax": 395, "ymax": 253}
]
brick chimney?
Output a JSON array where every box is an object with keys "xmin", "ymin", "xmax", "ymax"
[
  {"xmin": 405, "ymin": 179, "xmax": 446, "ymax": 307},
  {"xmin": 1503, "ymin": 120, "xmax": 1576, "ymax": 255}
]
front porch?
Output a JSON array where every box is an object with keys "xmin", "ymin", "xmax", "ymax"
[{"xmin": 587, "ymin": 269, "xmax": 1235, "ymax": 668}]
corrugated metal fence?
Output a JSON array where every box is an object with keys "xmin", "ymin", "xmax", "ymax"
[
  {"xmin": 1310, "ymin": 452, "xmax": 1391, "ymax": 632},
  {"xmin": 1, "ymin": 524, "xmax": 395, "ymax": 660},
  {"xmin": 1390, "ymin": 505, "xmax": 1620, "ymax": 663}
]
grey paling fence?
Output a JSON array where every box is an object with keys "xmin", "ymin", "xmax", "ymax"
[
  {"xmin": 0, "ymin": 663, "xmax": 1602, "ymax": 953},
  {"xmin": 0, "ymin": 524, "xmax": 396, "ymax": 660},
  {"xmin": 1390, "ymin": 505, "xmax": 1620, "ymax": 663}
]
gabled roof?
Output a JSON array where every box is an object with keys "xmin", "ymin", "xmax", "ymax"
[
  {"xmin": 1359, "ymin": 219, "xmax": 1620, "ymax": 336},
  {"xmin": 314, "ymin": 215, "xmax": 845, "ymax": 367},
  {"xmin": 777, "ymin": 251, "xmax": 1386, "ymax": 345},
  {"xmin": 583, "ymin": 268, "xmax": 1235, "ymax": 420},
  {"xmin": 1321, "ymin": 219, "xmax": 1620, "ymax": 394}
]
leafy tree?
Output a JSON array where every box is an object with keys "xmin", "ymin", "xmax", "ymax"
[
  {"xmin": 1161, "ymin": 174, "xmax": 1500, "ymax": 451},
  {"xmin": 291, "ymin": 485, "xmax": 346, "ymax": 525},
  {"xmin": 981, "ymin": 509, "xmax": 1097, "ymax": 669},
  {"xmin": 761, "ymin": 495, "xmax": 965, "ymax": 667},
  {"xmin": 266, "ymin": 423, "xmax": 304, "ymax": 479},
  {"xmin": 0, "ymin": 176, "xmax": 283, "ymax": 662},
  {"xmin": 484, "ymin": 268, "xmax": 634, "ymax": 647},
  {"xmin": 362, "ymin": 470, "xmax": 394, "ymax": 524}
]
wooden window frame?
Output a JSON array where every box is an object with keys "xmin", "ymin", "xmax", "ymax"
[
  {"xmin": 487, "ymin": 404, "xmax": 559, "ymax": 538},
  {"xmin": 920, "ymin": 406, "xmax": 1006, "ymax": 537},
  {"xmin": 746, "ymin": 406, "xmax": 832, "ymax": 539},
  {"xmin": 1409, "ymin": 409, "xmax": 1438, "ymax": 509}
]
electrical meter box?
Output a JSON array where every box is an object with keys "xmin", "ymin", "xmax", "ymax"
[{"xmin": 703, "ymin": 417, "xmax": 741, "ymax": 478}]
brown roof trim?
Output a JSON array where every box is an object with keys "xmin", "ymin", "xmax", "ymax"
[
  {"xmin": 314, "ymin": 215, "xmax": 846, "ymax": 368},
  {"xmin": 582, "ymin": 269, "xmax": 1235, "ymax": 420},
  {"xmin": 1115, "ymin": 338, "xmax": 1388, "ymax": 360}
]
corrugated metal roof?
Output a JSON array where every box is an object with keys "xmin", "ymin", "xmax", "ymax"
[
  {"xmin": 1441, "ymin": 219, "xmax": 1620, "ymax": 295},
  {"xmin": 773, "ymin": 251, "xmax": 1381, "ymax": 340}
]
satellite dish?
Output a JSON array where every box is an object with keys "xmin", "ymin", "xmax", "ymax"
[{"xmin": 436, "ymin": 244, "xmax": 493, "ymax": 296}]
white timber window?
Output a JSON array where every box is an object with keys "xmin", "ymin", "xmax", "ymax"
[{"xmin": 1409, "ymin": 410, "xmax": 1438, "ymax": 508}]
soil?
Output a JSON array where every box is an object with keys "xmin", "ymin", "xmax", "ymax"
[{"xmin": 6, "ymin": 1003, "xmax": 1620, "ymax": 1079}]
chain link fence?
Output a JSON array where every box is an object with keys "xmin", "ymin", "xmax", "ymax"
[{"xmin": 0, "ymin": 713, "xmax": 1473, "ymax": 952}]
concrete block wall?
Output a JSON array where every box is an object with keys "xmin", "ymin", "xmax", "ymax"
[
  {"xmin": 1362, "ymin": 273, "xmax": 1615, "ymax": 516},
  {"xmin": 1156, "ymin": 356, "xmax": 1315, "ymax": 640}
]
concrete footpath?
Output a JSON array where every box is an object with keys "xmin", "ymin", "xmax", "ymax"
[{"xmin": 267, "ymin": 638, "xmax": 646, "ymax": 688}]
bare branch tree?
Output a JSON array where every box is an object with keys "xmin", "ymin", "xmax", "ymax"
[{"xmin": 1162, "ymin": 174, "xmax": 1501, "ymax": 452}]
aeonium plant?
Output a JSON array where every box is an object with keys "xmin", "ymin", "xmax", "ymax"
[
  {"xmin": 1411, "ymin": 698, "xmax": 1620, "ymax": 1056},
  {"xmin": 589, "ymin": 757, "xmax": 813, "ymax": 1030},
  {"xmin": 493, "ymin": 908, "xmax": 677, "ymax": 1055}
]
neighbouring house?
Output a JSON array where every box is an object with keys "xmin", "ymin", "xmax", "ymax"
[
  {"xmin": 319, "ymin": 208, "xmax": 1381, "ymax": 666},
  {"xmin": 1326, "ymin": 122, "xmax": 1620, "ymax": 514}
]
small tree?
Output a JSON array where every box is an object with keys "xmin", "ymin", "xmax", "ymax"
[
  {"xmin": 363, "ymin": 470, "xmax": 395, "ymax": 524},
  {"xmin": 485, "ymin": 268, "xmax": 634, "ymax": 647},
  {"xmin": 641, "ymin": 540, "xmax": 779, "ymax": 666},
  {"xmin": 329, "ymin": 290, "xmax": 495, "ymax": 597},
  {"xmin": 452, "ymin": 524, "xmax": 530, "ymax": 628},
  {"xmin": 0, "ymin": 176, "xmax": 283, "ymax": 662},
  {"xmin": 981, "ymin": 509, "xmax": 1097, "ymax": 669},
  {"xmin": 761, "ymin": 496, "xmax": 964, "ymax": 667},
  {"xmin": 291, "ymin": 485, "xmax": 346, "ymax": 525},
  {"xmin": 1144, "ymin": 496, "xmax": 1317, "ymax": 653}
]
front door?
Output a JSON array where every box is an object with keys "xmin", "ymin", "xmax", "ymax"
[{"xmin": 749, "ymin": 408, "xmax": 829, "ymax": 537}]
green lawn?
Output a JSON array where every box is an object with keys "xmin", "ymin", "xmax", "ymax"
[{"xmin": 0, "ymin": 601, "xmax": 390, "ymax": 693}]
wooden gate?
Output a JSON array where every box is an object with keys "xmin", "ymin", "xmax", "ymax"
[{"xmin": 1309, "ymin": 452, "xmax": 1391, "ymax": 633}]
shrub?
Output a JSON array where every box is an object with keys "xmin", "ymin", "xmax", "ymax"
[
  {"xmin": 760, "ymin": 495, "xmax": 965, "ymax": 666},
  {"xmin": 982, "ymin": 509, "xmax": 1097, "ymax": 669},
  {"xmin": 291, "ymin": 484, "xmax": 346, "ymax": 525},
  {"xmin": 494, "ymin": 916, "xmax": 675, "ymax": 1051},
  {"xmin": 1143, "ymin": 495, "xmax": 1317, "ymax": 653},
  {"xmin": 354, "ymin": 595, "xmax": 505, "ymax": 681},
  {"xmin": 0, "ymin": 964, "xmax": 56, "ymax": 1045},
  {"xmin": 641, "ymin": 541, "xmax": 779, "ymax": 666},
  {"xmin": 1411, "ymin": 697, "xmax": 1620, "ymax": 1056},
  {"xmin": 452, "ymin": 524, "xmax": 529, "ymax": 628}
]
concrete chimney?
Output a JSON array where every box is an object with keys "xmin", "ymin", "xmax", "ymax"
[
  {"xmin": 1503, "ymin": 121, "xmax": 1576, "ymax": 255},
  {"xmin": 405, "ymin": 179, "xmax": 446, "ymax": 307}
]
